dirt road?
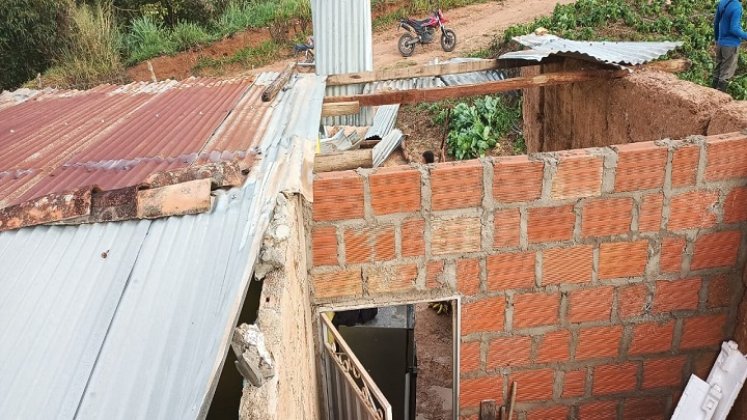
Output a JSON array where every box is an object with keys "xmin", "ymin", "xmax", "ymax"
[{"xmin": 248, "ymin": 0, "xmax": 574, "ymax": 76}]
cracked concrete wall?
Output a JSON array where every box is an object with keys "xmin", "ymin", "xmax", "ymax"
[
  {"xmin": 522, "ymin": 59, "xmax": 747, "ymax": 154},
  {"xmin": 308, "ymin": 132, "xmax": 747, "ymax": 419},
  {"xmin": 239, "ymin": 194, "xmax": 320, "ymax": 420}
]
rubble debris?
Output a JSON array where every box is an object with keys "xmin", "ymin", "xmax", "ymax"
[{"xmin": 231, "ymin": 324, "xmax": 275, "ymax": 387}]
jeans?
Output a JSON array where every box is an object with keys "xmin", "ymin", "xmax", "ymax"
[{"xmin": 713, "ymin": 45, "xmax": 739, "ymax": 91}]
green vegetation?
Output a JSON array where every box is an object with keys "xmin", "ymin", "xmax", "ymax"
[
  {"xmin": 193, "ymin": 40, "xmax": 282, "ymax": 73},
  {"xmin": 493, "ymin": 0, "xmax": 747, "ymax": 99},
  {"xmin": 0, "ymin": 0, "xmax": 72, "ymax": 89},
  {"xmin": 439, "ymin": 96, "xmax": 523, "ymax": 159},
  {"xmin": 43, "ymin": 2, "xmax": 126, "ymax": 89}
]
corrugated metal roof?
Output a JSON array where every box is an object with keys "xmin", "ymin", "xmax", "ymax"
[
  {"xmin": 365, "ymin": 105, "xmax": 400, "ymax": 140},
  {"xmin": 500, "ymin": 34, "xmax": 683, "ymax": 65},
  {"xmin": 441, "ymin": 70, "xmax": 507, "ymax": 86},
  {"xmin": 373, "ymin": 129, "xmax": 404, "ymax": 167},
  {"xmin": 0, "ymin": 73, "xmax": 325, "ymax": 420},
  {"xmin": 0, "ymin": 220, "xmax": 152, "ymax": 420},
  {"xmin": 313, "ymin": 0, "xmax": 373, "ymax": 126},
  {"xmin": 0, "ymin": 76, "xmax": 275, "ymax": 212}
]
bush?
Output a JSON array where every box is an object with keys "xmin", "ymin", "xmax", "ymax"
[
  {"xmin": 172, "ymin": 21, "xmax": 213, "ymax": 50},
  {"xmin": 0, "ymin": 0, "xmax": 72, "ymax": 90},
  {"xmin": 125, "ymin": 15, "xmax": 176, "ymax": 63},
  {"xmin": 40, "ymin": 2, "xmax": 126, "ymax": 89},
  {"xmin": 446, "ymin": 96, "xmax": 522, "ymax": 160}
]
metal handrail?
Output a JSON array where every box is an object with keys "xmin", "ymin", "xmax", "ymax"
[{"xmin": 321, "ymin": 314, "xmax": 393, "ymax": 420}]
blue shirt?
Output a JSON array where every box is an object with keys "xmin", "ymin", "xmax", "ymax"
[{"xmin": 715, "ymin": 0, "xmax": 747, "ymax": 47}]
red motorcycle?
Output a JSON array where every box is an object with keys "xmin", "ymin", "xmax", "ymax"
[{"xmin": 398, "ymin": 9, "xmax": 457, "ymax": 57}]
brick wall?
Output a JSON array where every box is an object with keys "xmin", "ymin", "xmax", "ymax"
[{"xmin": 309, "ymin": 132, "xmax": 747, "ymax": 419}]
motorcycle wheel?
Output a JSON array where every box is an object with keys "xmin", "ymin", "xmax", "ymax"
[
  {"xmin": 441, "ymin": 29, "xmax": 457, "ymax": 52},
  {"xmin": 398, "ymin": 33, "xmax": 416, "ymax": 57}
]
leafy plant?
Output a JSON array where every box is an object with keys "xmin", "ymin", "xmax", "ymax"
[
  {"xmin": 125, "ymin": 15, "xmax": 176, "ymax": 63},
  {"xmin": 446, "ymin": 96, "xmax": 521, "ymax": 160},
  {"xmin": 172, "ymin": 21, "xmax": 213, "ymax": 50}
]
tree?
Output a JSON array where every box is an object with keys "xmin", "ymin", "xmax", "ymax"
[{"xmin": 0, "ymin": 0, "xmax": 72, "ymax": 90}]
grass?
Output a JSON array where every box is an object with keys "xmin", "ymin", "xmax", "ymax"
[
  {"xmin": 36, "ymin": 2, "xmax": 126, "ymax": 89},
  {"xmin": 192, "ymin": 40, "xmax": 283, "ymax": 73}
]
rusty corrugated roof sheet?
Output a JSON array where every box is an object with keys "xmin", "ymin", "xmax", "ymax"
[{"xmin": 0, "ymin": 76, "xmax": 279, "ymax": 230}]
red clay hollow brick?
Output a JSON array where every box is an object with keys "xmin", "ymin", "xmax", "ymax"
[
  {"xmin": 582, "ymin": 197, "xmax": 634, "ymax": 238},
  {"xmin": 578, "ymin": 401, "xmax": 619, "ymax": 420},
  {"xmin": 614, "ymin": 142, "xmax": 667, "ymax": 192},
  {"xmin": 431, "ymin": 160, "xmax": 484, "ymax": 210},
  {"xmin": 638, "ymin": 194, "xmax": 664, "ymax": 233},
  {"xmin": 542, "ymin": 246, "xmax": 593, "ymax": 285},
  {"xmin": 509, "ymin": 369, "xmax": 555, "ymax": 402},
  {"xmin": 705, "ymin": 134, "xmax": 747, "ymax": 181},
  {"xmin": 431, "ymin": 217, "xmax": 482, "ymax": 256},
  {"xmin": 487, "ymin": 336, "xmax": 532, "ymax": 368},
  {"xmin": 671, "ymin": 145, "xmax": 699, "ymax": 188},
  {"xmin": 312, "ymin": 226, "xmax": 338, "ymax": 266},
  {"xmin": 724, "ymin": 186, "xmax": 747, "ymax": 224},
  {"xmin": 369, "ymin": 167, "xmax": 421, "ymax": 215},
  {"xmin": 599, "ymin": 241, "xmax": 649, "ymax": 279},
  {"xmin": 643, "ymin": 356, "xmax": 687, "ymax": 389},
  {"xmin": 457, "ymin": 258, "xmax": 481, "ymax": 295},
  {"xmin": 690, "ymin": 231, "xmax": 741, "ymax": 271},
  {"xmin": 460, "ymin": 341, "xmax": 481, "ymax": 373},
  {"xmin": 493, "ymin": 156, "xmax": 544, "ymax": 202},
  {"xmin": 313, "ymin": 171, "xmax": 364, "ymax": 221},
  {"xmin": 460, "ymin": 376, "xmax": 504, "ymax": 408},
  {"xmin": 569, "ymin": 287, "xmax": 614, "ymax": 323},
  {"xmin": 487, "ymin": 252, "xmax": 535, "ymax": 291},
  {"xmin": 681, "ymin": 314, "xmax": 728, "ymax": 350},
  {"xmin": 668, "ymin": 191, "xmax": 718, "ymax": 231},
  {"xmin": 653, "ymin": 278, "xmax": 702, "ymax": 314},
  {"xmin": 494, "ymin": 208, "xmax": 521, "ymax": 248},
  {"xmin": 462, "ymin": 297, "xmax": 506, "ymax": 335},
  {"xmin": 622, "ymin": 396, "xmax": 668, "ymax": 420},
  {"xmin": 563, "ymin": 369, "xmax": 586, "ymax": 398},
  {"xmin": 629, "ymin": 321, "xmax": 675, "ymax": 355},
  {"xmin": 576, "ymin": 326, "xmax": 623, "ymax": 360},
  {"xmin": 593, "ymin": 363, "xmax": 638, "ymax": 395},
  {"xmin": 537, "ymin": 330, "xmax": 571, "ymax": 364},
  {"xmin": 525, "ymin": 406, "xmax": 570, "ymax": 419},
  {"xmin": 660, "ymin": 236, "xmax": 685, "ymax": 274},
  {"xmin": 617, "ymin": 284, "xmax": 649, "ymax": 319},
  {"xmin": 401, "ymin": 218, "xmax": 425, "ymax": 257},
  {"xmin": 528, "ymin": 205, "xmax": 575, "ymax": 243},
  {"xmin": 312, "ymin": 269, "xmax": 363, "ymax": 299},
  {"xmin": 551, "ymin": 154, "xmax": 603, "ymax": 199},
  {"xmin": 513, "ymin": 293, "xmax": 560, "ymax": 329}
]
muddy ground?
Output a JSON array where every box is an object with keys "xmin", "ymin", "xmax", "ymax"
[{"xmin": 415, "ymin": 303, "xmax": 454, "ymax": 420}]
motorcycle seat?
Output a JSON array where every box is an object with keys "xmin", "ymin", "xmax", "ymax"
[{"xmin": 404, "ymin": 18, "xmax": 432, "ymax": 28}]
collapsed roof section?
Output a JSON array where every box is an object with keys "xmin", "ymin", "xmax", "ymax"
[
  {"xmin": 0, "ymin": 73, "xmax": 296, "ymax": 231},
  {"xmin": 500, "ymin": 34, "xmax": 683, "ymax": 66}
]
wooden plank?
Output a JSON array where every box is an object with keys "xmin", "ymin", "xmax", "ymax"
[
  {"xmin": 480, "ymin": 400, "xmax": 497, "ymax": 420},
  {"xmin": 314, "ymin": 149, "xmax": 373, "ymax": 173},
  {"xmin": 321, "ymin": 101, "xmax": 361, "ymax": 117},
  {"xmin": 636, "ymin": 58, "xmax": 691, "ymax": 73},
  {"xmin": 324, "ymin": 68, "xmax": 630, "ymax": 107},
  {"xmin": 327, "ymin": 59, "xmax": 500, "ymax": 86},
  {"xmin": 262, "ymin": 63, "xmax": 296, "ymax": 102}
]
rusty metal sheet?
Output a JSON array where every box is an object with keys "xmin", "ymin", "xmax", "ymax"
[
  {"xmin": 0, "ymin": 189, "xmax": 92, "ymax": 231},
  {"xmin": 136, "ymin": 178, "xmax": 212, "ymax": 219},
  {"xmin": 145, "ymin": 161, "xmax": 247, "ymax": 189}
]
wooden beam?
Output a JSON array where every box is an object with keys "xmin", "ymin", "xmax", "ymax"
[
  {"xmin": 324, "ymin": 68, "xmax": 629, "ymax": 107},
  {"xmin": 262, "ymin": 63, "xmax": 296, "ymax": 102},
  {"xmin": 326, "ymin": 59, "xmax": 498, "ymax": 86},
  {"xmin": 479, "ymin": 400, "xmax": 497, "ymax": 420},
  {"xmin": 314, "ymin": 149, "xmax": 373, "ymax": 173},
  {"xmin": 321, "ymin": 101, "xmax": 360, "ymax": 117},
  {"xmin": 635, "ymin": 58, "xmax": 691, "ymax": 73}
]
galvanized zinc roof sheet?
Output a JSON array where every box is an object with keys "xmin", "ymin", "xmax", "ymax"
[
  {"xmin": 0, "ymin": 73, "xmax": 325, "ymax": 420},
  {"xmin": 500, "ymin": 34, "xmax": 683, "ymax": 65}
]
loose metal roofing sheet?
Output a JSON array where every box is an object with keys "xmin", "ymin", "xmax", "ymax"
[
  {"xmin": 0, "ymin": 76, "xmax": 275, "ymax": 211},
  {"xmin": 500, "ymin": 34, "xmax": 683, "ymax": 65},
  {"xmin": 0, "ymin": 73, "xmax": 325, "ymax": 420}
]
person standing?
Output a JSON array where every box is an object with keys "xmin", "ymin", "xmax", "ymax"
[{"xmin": 713, "ymin": 0, "xmax": 747, "ymax": 92}]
